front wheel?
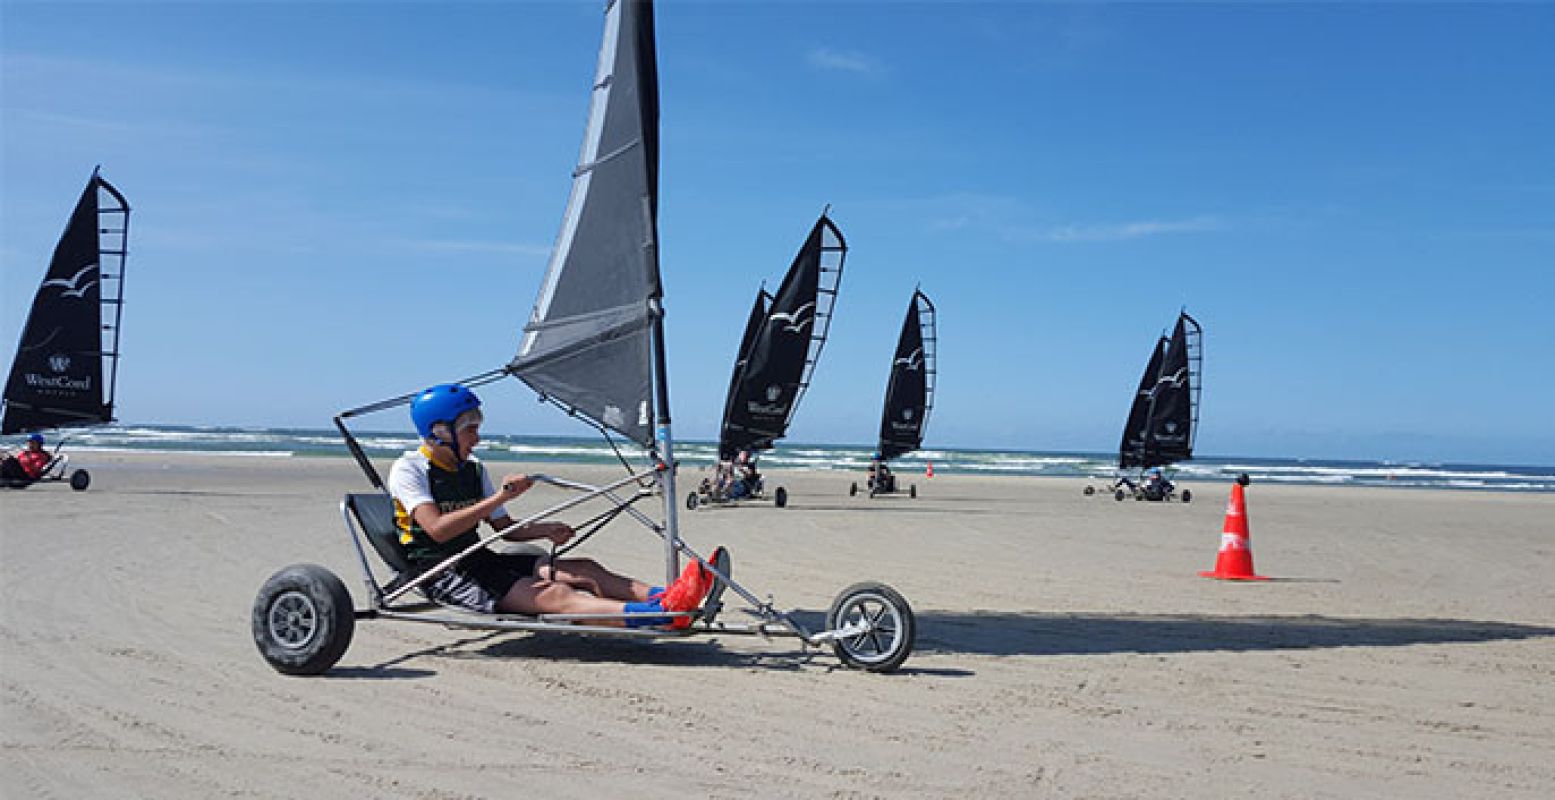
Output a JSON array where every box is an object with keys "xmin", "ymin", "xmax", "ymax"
[
  {"xmin": 1083, "ymin": 485, "xmax": 1095, "ymax": 496},
  {"xmin": 774, "ymin": 486, "xmax": 788, "ymax": 508},
  {"xmin": 909, "ymin": 484, "xmax": 917, "ymax": 499},
  {"xmin": 826, "ymin": 582, "xmax": 915, "ymax": 673},
  {"xmin": 69, "ymin": 469, "xmax": 90, "ymax": 491},
  {"xmin": 849, "ymin": 482, "xmax": 858, "ymax": 497},
  {"xmin": 685, "ymin": 492, "xmax": 699, "ymax": 511},
  {"xmin": 252, "ymin": 564, "xmax": 355, "ymax": 676},
  {"xmin": 1181, "ymin": 489, "xmax": 1192, "ymax": 503}
]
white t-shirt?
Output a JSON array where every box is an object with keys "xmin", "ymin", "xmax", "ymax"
[{"xmin": 387, "ymin": 450, "xmax": 511, "ymax": 523}]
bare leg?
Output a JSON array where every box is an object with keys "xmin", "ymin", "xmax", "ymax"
[{"xmin": 497, "ymin": 576, "xmax": 634, "ymax": 627}]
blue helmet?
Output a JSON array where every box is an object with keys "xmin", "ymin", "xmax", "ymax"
[
  {"xmin": 27, "ymin": 433, "xmax": 45, "ymax": 444},
  {"xmin": 410, "ymin": 384, "xmax": 482, "ymax": 439}
]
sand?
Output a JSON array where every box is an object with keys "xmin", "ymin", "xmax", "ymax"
[{"xmin": 2, "ymin": 451, "xmax": 1552, "ymax": 799}]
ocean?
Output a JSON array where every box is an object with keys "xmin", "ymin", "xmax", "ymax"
[{"xmin": 34, "ymin": 425, "xmax": 1555, "ymax": 493}]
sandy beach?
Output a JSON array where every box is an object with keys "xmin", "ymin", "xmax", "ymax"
[{"xmin": 2, "ymin": 451, "xmax": 1551, "ymax": 798}]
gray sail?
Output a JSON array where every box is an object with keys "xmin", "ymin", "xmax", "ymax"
[{"xmin": 508, "ymin": 0, "xmax": 661, "ymax": 447}]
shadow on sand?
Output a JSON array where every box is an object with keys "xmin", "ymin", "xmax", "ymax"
[
  {"xmin": 326, "ymin": 610, "xmax": 1552, "ymax": 680},
  {"xmin": 906, "ymin": 610, "xmax": 1555, "ymax": 658}
]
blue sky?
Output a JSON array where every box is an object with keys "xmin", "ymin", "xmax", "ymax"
[{"xmin": 3, "ymin": 1, "xmax": 1552, "ymax": 465}]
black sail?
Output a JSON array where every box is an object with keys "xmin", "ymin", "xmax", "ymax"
[
  {"xmin": 1118, "ymin": 311, "xmax": 1201, "ymax": 469},
  {"xmin": 719, "ymin": 214, "xmax": 846, "ymax": 456},
  {"xmin": 1118, "ymin": 336, "xmax": 1167, "ymax": 468},
  {"xmin": 3, "ymin": 171, "xmax": 130, "ymax": 435},
  {"xmin": 717, "ymin": 289, "xmax": 770, "ymax": 459},
  {"xmin": 509, "ymin": 0, "xmax": 661, "ymax": 447},
  {"xmin": 877, "ymin": 290, "xmax": 937, "ymax": 461}
]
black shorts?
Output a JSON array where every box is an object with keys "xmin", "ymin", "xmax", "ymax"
[{"xmin": 422, "ymin": 549, "xmax": 540, "ymax": 613}]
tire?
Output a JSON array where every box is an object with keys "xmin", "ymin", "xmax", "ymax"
[
  {"xmin": 685, "ymin": 492, "xmax": 699, "ymax": 511},
  {"xmin": 1181, "ymin": 489, "xmax": 1192, "ymax": 503},
  {"xmin": 1083, "ymin": 485, "xmax": 1095, "ymax": 496},
  {"xmin": 1114, "ymin": 489, "xmax": 1126, "ymax": 502},
  {"xmin": 827, "ymin": 582, "xmax": 915, "ymax": 673},
  {"xmin": 1237, "ymin": 473, "xmax": 1252, "ymax": 487},
  {"xmin": 774, "ymin": 486, "xmax": 788, "ymax": 508},
  {"xmin": 849, "ymin": 482, "xmax": 857, "ymax": 497},
  {"xmin": 69, "ymin": 469, "xmax": 90, "ymax": 491},
  {"xmin": 252, "ymin": 564, "xmax": 355, "ymax": 676},
  {"xmin": 909, "ymin": 484, "xmax": 917, "ymax": 499}
]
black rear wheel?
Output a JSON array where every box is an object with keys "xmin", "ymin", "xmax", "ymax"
[
  {"xmin": 1181, "ymin": 489, "xmax": 1193, "ymax": 503},
  {"xmin": 827, "ymin": 582, "xmax": 915, "ymax": 673},
  {"xmin": 909, "ymin": 484, "xmax": 917, "ymax": 499},
  {"xmin": 685, "ymin": 492, "xmax": 699, "ymax": 511},
  {"xmin": 252, "ymin": 564, "xmax": 355, "ymax": 676},
  {"xmin": 1114, "ymin": 489, "xmax": 1126, "ymax": 501},
  {"xmin": 774, "ymin": 486, "xmax": 788, "ymax": 508}
]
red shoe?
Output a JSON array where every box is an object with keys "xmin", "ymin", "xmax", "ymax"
[{"xmin": 658, "ymin": 559, "xmax": 710, "ymax": 629}]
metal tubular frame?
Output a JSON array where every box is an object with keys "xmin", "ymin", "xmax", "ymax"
[{"xmin": 336, "ymin": 472, "xmax": 823, "ymax": 644}]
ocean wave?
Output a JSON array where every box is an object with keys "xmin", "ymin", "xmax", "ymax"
[{"xmin": 26, "ymin": 425, "xmax": 1550, "ymax": 493}]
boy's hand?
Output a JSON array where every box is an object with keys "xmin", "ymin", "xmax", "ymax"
[{"xmin": 500, "ymin": 474, "xmax": 533, "ymax": 498}]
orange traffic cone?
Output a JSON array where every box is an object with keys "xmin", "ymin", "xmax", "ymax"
[
  {"xmin": 926, "ymin": 461, "xmax": 934, "ymax": 478},
  {"xmin": 1199, "ymin": 482, "xmax": 1268, "ymax": 580}
]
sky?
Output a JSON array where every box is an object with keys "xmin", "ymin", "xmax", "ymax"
[{"xmin": 2, "ymin": 0, "xmax": 1552, "ymax": 465}]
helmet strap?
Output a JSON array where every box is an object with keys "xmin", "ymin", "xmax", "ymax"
[{"xmin": 427, "ymin": 423, "xmax": 465, "ymax": 465}]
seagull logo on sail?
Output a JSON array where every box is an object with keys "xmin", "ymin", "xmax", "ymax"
[
  {"xmin": 894, "ymin": 347, "xmax": 924, "ymax": 371},
  {"xmin": 768, "ymin": 302, "xmax": 815, "ymax": 334},
  {"xmin": 41, "ymin": 265, "xmax": 99, "ymax": 299}
]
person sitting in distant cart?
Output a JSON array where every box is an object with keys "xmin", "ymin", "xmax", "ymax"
[
  {"xmin": 709, "ymin": 458, "xmax": 735, "ymax": 496},
  {"xmin": 0, "ymin": 433, "xmax": 51, "ymax": 484},
  {"xmin": 727, "ymin": 450, "xmax": 759, "ymax": 499},
  {"xmin": 866, "ymin": 454, "xmax": 894, "ymax": 492},
  {"xmin": 388, "ymin": 383, "xmax": 720, "ymax": 628},
  {"xmin": 1142, "ymin": 467, "xmax": 1173, "ymax": 498}
]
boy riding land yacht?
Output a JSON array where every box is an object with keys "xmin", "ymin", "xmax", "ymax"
[{"xmin": 388, "ymin": 383, "xmax": 720, "ymax": 628}]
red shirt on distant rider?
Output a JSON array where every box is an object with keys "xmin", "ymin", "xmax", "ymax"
[{"xmin": 1, "ymin": 433, "xmax": 51, "ymax": 482}]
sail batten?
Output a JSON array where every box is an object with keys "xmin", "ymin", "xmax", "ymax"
[{"xmin": 3, "ymin": 171, "xmax": 130, "ymax": 436}]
